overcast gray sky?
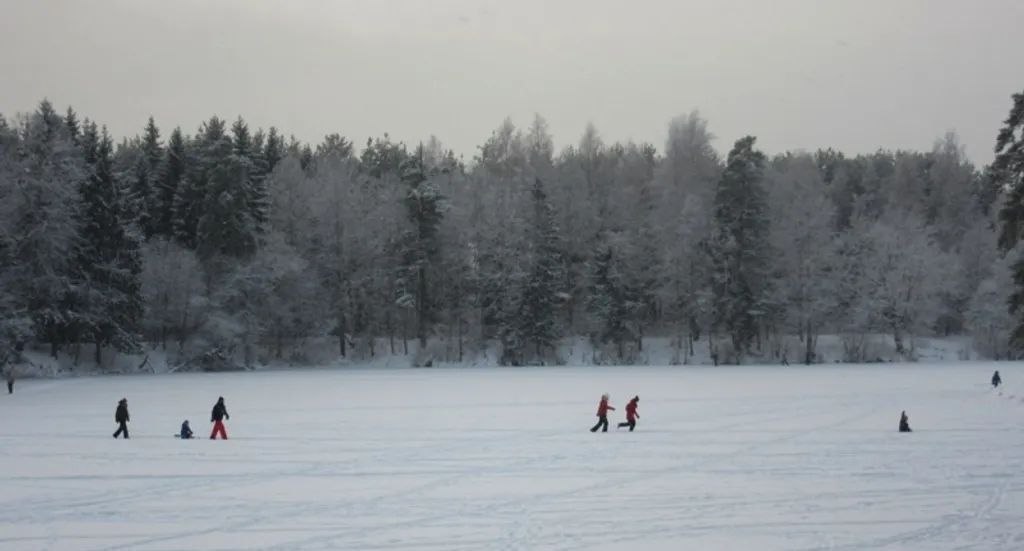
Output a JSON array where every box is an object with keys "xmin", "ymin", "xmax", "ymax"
[{"xmin": 2, "ymin": 0, "xmax": 1021, "ymax": 163}]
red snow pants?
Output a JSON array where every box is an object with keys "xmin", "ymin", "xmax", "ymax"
[{"xmin": 210, "ymin": 420, "xmax": 228, "ymax": 439}]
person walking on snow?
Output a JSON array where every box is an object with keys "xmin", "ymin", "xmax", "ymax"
[
  {"xmin": 618, "ymin": 396, "xmax": 640, "ymax": 431},
  {"xmin": 180, "ymin": 420, "xmax": 194, "ymax": 439},
  {"xmin": 899, "ymin": 410, "xmax": 912, "ymax": 433},
  {"xmin": 210, "ymin": 396, "xmax": 230, "ymax": 440},
  {"xmin": 4, "ymin": 368, "xmax": 13, "ymax": 394},
  {"xmin": 992, "ymin": 370, "xmax": 1002, "ymax": 388},
  {"xmin": 113, "ymin": 398, "xmax": 130, "ymax": 439},
  {"xmin": 590, "ymin": 393, "xmax": 615, "ymax": 432}
]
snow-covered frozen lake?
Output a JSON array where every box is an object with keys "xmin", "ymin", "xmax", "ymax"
[{"xmin": 1, "ymin": 363, "xmax": 1022, "ymax": 550}]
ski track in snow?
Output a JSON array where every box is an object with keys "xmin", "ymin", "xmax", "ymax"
[{"xmin": 1, "ymin": 364, "xmax": 1023, "ymax": 550}]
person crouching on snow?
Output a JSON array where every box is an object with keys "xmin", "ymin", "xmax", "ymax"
[
  {"xmin": 618, "ymin": 396, "xmax": 640, "ymax": 431},
  {"xmin": 210, "ymin": 396, "xmax": 230, "ymax": 440},
  {"xmin": 590, "ymin": 393, "xmax": 615, "ymax": 433},
  {"xmin": 180, "ymin": 420, "xmax": 194, "ymax": 439},
  {"xmin": 899, "ymin": 410, "xmax": 912, "ymax": 433}
]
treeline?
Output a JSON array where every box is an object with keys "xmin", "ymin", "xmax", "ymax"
[{"xmin": 0, "ymin": 99, "xmax": 1018, "ymax": 369}]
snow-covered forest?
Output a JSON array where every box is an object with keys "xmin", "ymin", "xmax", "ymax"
[{"xmin": 2, "ymin": 96, "xmax": 1023, "ymax": 371}]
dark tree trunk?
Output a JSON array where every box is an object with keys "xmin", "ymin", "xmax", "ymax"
[
  {"xmin": 804, "ymin": 319, "xmax": 814, "ymax": 365},
  {"xmin": 337, "ymin": 307, "xmax": 347, "ymax": 358},
  {"xmin": 417, "ymin": 266, "xmax": 428, "ymax": 348}
]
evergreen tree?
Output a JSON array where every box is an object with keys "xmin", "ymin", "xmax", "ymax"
[
  {"xmin": 263, "ymin": 127, "xmax": 285, "ymax": 173},
  {"xmin": 231, "ymin": 117, "xmax": 268, "ymax": 234},
  {"xmin": 173, "ymin": 117, "xmax": 228, "ymax": 249},
  {"xmin": 995, "ymin": 90, "xmax": 1024, "ymax": 347},
  {"xmin": 64, "ymin": 107, "xmax": 80, "ymax": 145},
  {"xmin": 397, "ymin": 147, "xmax": 445, "ymax": 349},
  {"xmin": 0, "ymin": 100, "xmax": 84, "ymax": 357},
  {"xmin": 131, "ymin": 116, "xmax": 163, "ymax": 237},
  {"xmin": 709, "ymin": 136, "xmax": 772, "ymax": 357},
  {"xmin": 195, "ymin": 117, "xmax": 260, "ymax": 261},
  {"xmin": 317, "ymin": 133, "xmax": 354, "ymax": 160},
  {"xmin": 74, "ymin": 127, "xmax": 143, "ymax": 365},
  {"xmin": 585, "ymin": 235, "xmax": 636, "ymax": 361},
  {"xmin": 361, "ymin": 135, "xmax": 408, "ymax": 178},
  {"xmin": 154, "ymin": 127, "xmax": 186, "ymax": 238},
  {"xmin": 507, "ymin": 178, "xmax": 564, "ymax": 364}
]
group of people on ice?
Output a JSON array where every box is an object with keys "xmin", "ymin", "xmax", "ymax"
[
  {"xmin": 49, "ymin": 368, "xmax": 1024, "ymax": 438},
  {"xmin": 586, "ymin": 371, "xmax": 1005, "ymax": 435},
  {"xmin": 111, "ymin": 396, "xmax": 230, "ymax": 440},
  {"xmin": 590, "ymin": 394, "xmax": 640, "ymax": 432}
]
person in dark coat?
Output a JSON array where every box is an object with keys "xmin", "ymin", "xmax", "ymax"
[
  {"xmin": 5, "ymin": 368, "xmax": 13, "ymax": 394},
  {"xmin": 617, "ymin": 396, "xmax": 640, "ymax": 431},
  {"xmin": 590, "ymin": 393, "xmax": 615, "ymax": 433},
  {"xmin": 992, "ymin": 370, "xmax": 1002, "ymax": 388},
  {"xmin": 180, "ymin": 420, "xmax": 194, "ymax": 439},
  {"xmin": 210, "ymin": 396, "xmax": 230, "ymax": 440},
  {"xmin": 899, "ymin": 410, "xmax": 911, "ymax": 433},
  {"xmin": 113, "ymin": 398, "xmax": 130, "ymax": 439}
]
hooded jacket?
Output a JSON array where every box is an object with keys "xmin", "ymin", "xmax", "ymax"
[{"xmin": 115, "ymin": 400, "xmax": 129, "ymax": 423}]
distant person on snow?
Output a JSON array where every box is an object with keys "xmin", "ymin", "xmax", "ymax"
[
  {"xmin": 180, "ymin": 420, "xmax": 194, "ymax": 439},
  {"xmin": 992, "ymin": 370, "xmax": 1002, "ymax": 388},
  {"xmin": 899, "ymin": 410, "xmax": 911, "ymax": 433},
  {"xmin": 113, "ymin": 398, "xmax": 130, "ymax": 439},
  {"xmin": 210, "ymin": 397, "xmax": 230, "ymax": 440},
  {"xmin": 590, "ymin": 393, "xmax": 615, "ymax": 433},
  {"xmin": 618, "ymin": 396, "xmax": 640, "ymax": 432},
  {"xmin": 5, "ymin": 368, "xmax": 13, "ymax": 394}
]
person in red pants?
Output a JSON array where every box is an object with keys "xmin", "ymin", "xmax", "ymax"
[
  {"xmin": 210, "ymin": 396, "xmax": 230, "ymax": 439},
  {"xmin": 618, "ymin": 396, "xmax": 640, "ymax": 431}
]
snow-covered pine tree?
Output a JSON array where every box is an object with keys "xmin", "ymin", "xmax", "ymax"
[
  {"xmin": 709, "ymin": 136, "xmax": 772, "ymax": 358},
  {"xmin": 173, "ymin": 117, "xmax": 226, "ymax": 250},
  {"xmin": 586, "ymin": 233, "xmax": 638, "ymax": 362},
  {"xmin": 8, "ymin": 100, "xmax": 86, "ymax": 357},
  {"xmin": 130, "ymin": 116, "xmax": 163, "ymax": 238},
  {"xmin": 263, "ymin": 127, "xmax": 285, "ymax": 173},
  {"xmin": 617, "ymin": 143, "xmax": 661, "ymax": 351},
  {"xmin": 507, "ymin": 178, "xmax": 564, "ymax": 365},
  {"xmin": 154, "ymin": 127, "xmax": 186, "ymax": 239},
  {"xmin": 397, "ymin": 147, "xmax": 445, "ymax": 350},
  {"xmin": 64, "ymin": 107, "xmax": 80, "ymax": 146},
  {"xmin": 231, "ymin": 117, "xmax": 269, "ymax": 234},
  {"xmin": 195, "ymin": 117, "xmax": 259, "ymax": 261},
  {"xmin": 74, "ymin": 126, "xmax": 143, "ymax": 365},
  {"xmin": 995, "ymin": 90, "xmax": 1024, "ymax": 349},
  {"xmin": 0, "ymin": 113, "xmax": 33, "ymax": 363}
]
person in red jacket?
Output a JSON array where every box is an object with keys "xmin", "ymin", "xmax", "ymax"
[
  {"xmin": 590, "ymin": 393, "xmax": 615, "ymax": 432},
  {"xmin": 618, "ymin": 396, "xmax": 639, "ymax": 431}
]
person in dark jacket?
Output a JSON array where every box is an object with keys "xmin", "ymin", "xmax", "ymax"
[
  {"xmin": 617, "ymin": 396, "xmax": 640, "ymax": 431},
  {"xmin": 992, "ymin": 370, "xmax": 1002, "ymax": 388},
  {"xmin": 899, "ymin": 410, "xmax": 911, "ymax": 433},
  {"xmin": 113, "ymin": 398, "xmax": 130, "ymax": 439},
  {"xmin": 180, "ymin": 420, "xmax": 194, "ymax": 439},
  {"xmin": 210, "ymin": 396, "xmax": 230, "ymax": 440},
  {"xmin": 5, "ymin": 369, "xmax": 13, "ymax": 394},
  {"xmin": 590, "ymin": 393, "xmax": 615, "ymax": 433}
]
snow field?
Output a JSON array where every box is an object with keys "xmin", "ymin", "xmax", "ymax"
[{"xmin": 1, "ymin": 364, "xmax": 1023, "ymax": 550}]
